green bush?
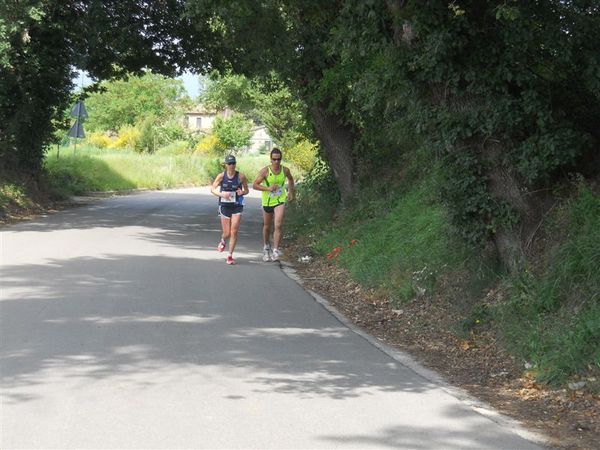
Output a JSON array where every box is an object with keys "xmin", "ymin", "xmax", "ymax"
[
  {"xmin": 212, "ymin": 113, "xmax": 252, "ymax": 152},
  {"xmin": 155, "ymin": 120, "xmax": 189, "ymax": 145},
  {"xmin": 286, "ymin": 140, "xmax": 318, "ymax": 172},
  {"xmin": 156, "ymin": 140, "xmax": 190, "ymax": 156},
  {"xmin": 205, "ymin": 157, "xmax": 225, "ymax": 180},
  {"xmin": 287, "ymin": 158, "xmax": 338, "ymax": 237},
  {"xmin": 136, "ymin": 116, "xmax": 158, "ymax": 153}
]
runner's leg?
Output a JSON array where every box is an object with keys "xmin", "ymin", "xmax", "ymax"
[
  {"xmin": 221, "ymin": 216, "xmax": 231, "ymax": 241},
  {"xmin": 228, "ymin": 213, "xmax": 242, "ymax": 255},
  {"xmin": 273, "ymin": 204, "xmax": 286, "ymax": 250},
  {"xmin": 262, "ymin": 210, "xmax": 274, "ymax": 247}
]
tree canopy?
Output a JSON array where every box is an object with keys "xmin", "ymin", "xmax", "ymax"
[
  {"xmin": 201, "ymin": 72, "xmax": 310, "ymax": 149},
  {"xmin": 0, "ymin": 0, "xmax": 196, "ymax": 173},
  {"xmin": 2, "ymin": 0, "xmax": 599, "ymax": 270},
  {"xmin": 211, "ymin": 113, "xmax": 253, "ymax": 153},
  {"xmin": 85, "ymin": 72, "xmax": 191, "ymax": 132}
]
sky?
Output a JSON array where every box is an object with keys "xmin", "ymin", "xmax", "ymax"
[{"xmin": 178, "ymin": 71, "xmax": 201, "ymax": 99}]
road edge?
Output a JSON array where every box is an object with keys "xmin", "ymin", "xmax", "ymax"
[{"xmin": 280, "ymin": 261, "xmax": 552, "ymax": 449}]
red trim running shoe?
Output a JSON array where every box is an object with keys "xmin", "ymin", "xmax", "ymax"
[
  {"xmin": 217, "ymin": 239, "xmax": 226, "ymax": 252},
  {"xmin": 226, "ymin": 255, "xmax": 236, "ymax": 265}
]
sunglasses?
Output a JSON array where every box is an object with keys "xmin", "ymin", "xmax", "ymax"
[
  {"xmin": 226, "ymin": 162, "xmax": 236, "ymax": 165},
  {"xmin": 271, "ymin": 158, "xmax": 281, "ymax": 161}
]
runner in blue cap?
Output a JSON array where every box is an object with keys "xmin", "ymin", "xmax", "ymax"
[{"xmin": 211, "ymin": 154, "xmax": 249, "ymax": 265}]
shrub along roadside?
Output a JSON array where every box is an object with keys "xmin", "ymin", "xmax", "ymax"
[
  {"xmin": 287, "ymin": 161, "xmax": 600, "ymax": 389},
  {"xmin": 0, "ymin": 170, "xmax": 66, "ymax": 222}
]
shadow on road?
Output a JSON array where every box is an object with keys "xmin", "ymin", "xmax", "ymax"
[{"xmin": 1, "ymin": 252, "xmax": 436, "ymax": 404}]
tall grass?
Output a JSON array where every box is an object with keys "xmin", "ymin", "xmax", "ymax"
[
  {"xmin": 497, "ymin": 185, "xmax": 600, "ymax": 384},
  {"xmin": 0, "ymin": 181, "xmax": 33, "ymax": 211},
  {"xmin": 44, "ymin": 146, "xmax": 300, "ymax": 196},
  {"xmin": 289, "ymin": 155, "xmax": 475, "ymax": 304},
  {"xmin": 45, "ymin": 146, "xmax": 212, "ymax": 194}
]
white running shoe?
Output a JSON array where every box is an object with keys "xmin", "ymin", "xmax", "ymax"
[
  {"xmin": 262, "ymin": 245, "xmax": 271, "ymax": 262},
  {"xmin": 272, "ymin": 248, "xmax": 281, "ymax": 261}
]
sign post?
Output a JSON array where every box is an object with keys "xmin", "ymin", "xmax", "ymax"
[{"xmin": 69, "ymin": 100, "xmax": 88, "ymax": 152}]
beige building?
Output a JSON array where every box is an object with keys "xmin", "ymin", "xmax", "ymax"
[
  {"xmin": 248, "ymin": 125, "xmax": 273, "ymax": 154},
  {"xmin": 184, "ymin": 106, "xmax": 233, "ymax": 132},
  {"xmin": 184, "ymin": 106, "xmax": 273, "ymax": 153}
]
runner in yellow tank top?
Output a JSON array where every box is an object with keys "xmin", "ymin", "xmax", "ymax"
[{"xmin": 252, "ymin": 148, "xmax": 295, "ymax": 261}]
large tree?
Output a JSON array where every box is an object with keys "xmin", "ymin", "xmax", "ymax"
[
  {"xmin": 201, "ymin": 72, "xmax": 310, "ymax": 150},
  {"xmin": 183, "ymin": 0, "xmax": 357, "ymax": 203},
  {"xmin": 324, "ymin": 0, "xmax": 600, "ymax": 270},
  {"xmin": 0, "ymin": 0, "xmax": 196, "ymax": 174},
  {"xmin": 3, "ymin": 0, "xmax": 598, "ymax": 273},
  {"xmin": 2, "ymin": 1, "xmax": 357, "ymax": 199}
]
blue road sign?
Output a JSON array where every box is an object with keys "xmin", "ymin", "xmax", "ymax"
[
  {"xmin": 70, "ymin": 101, "xmax": 88, "ymax": 119},
  {"xmin": 68, "ymin": 119, "xmax": 85, "ymax": 138}
]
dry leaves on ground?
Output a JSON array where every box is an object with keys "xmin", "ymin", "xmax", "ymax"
[{"xmin": 283, "ymin": 241, "xmax": 600, "ymax": 450}]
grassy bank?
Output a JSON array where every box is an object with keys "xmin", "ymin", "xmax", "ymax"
[
  {"xmin": 43, "ymin": 145, "xmax": 280, "ymax": 196},
  {"xmin": 289, "ymin": 155, "xmax": 481, "ymax": 303},
  {"xmin": 288, "ymin": 161, "xmax": 599, "ymax": 389},
  {"xmin": 1, "ymin": 145, "xmax": 298, "ymax": 221},
  {"xmin": 44, "ymin": 146, "xmax": 211, "ymax": 196},
  {"xmin": 0, "ymin": 180, "xmax": 36, "ymax": 220},
  {"xmin": 497, "ymin": 185, "xmax": 600, "ymax": 385}
]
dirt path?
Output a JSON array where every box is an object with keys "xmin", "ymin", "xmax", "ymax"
[{"xmin": 283, "ymin": 242, "xmax": 599, "ymax": 450}]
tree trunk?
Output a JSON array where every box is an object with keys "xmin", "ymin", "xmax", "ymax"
[
  {"xmin": 310, "ymin": 105, "xmax": 355, "ymax": 204},
  {"xmin": 483, "ymin": 142, "xmax": 543, "ymax": 273}
]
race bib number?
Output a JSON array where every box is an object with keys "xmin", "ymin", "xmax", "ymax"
[
  {"xmin": 269, "ymin": 187, "xmax": 283, "ymax": 198},
  {"xmin": 221, "ymin": 191, "xmax": 237, "ymax": 203}
]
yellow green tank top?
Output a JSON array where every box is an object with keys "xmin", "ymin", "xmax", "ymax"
[{"xmin": 261, "ymin": 166, "xmax": 287, "ymax": 206}]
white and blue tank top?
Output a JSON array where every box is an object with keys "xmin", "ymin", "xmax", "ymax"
[{"xmin": 219, "ymin": 170, "xmax": 244, "ymax": 206}]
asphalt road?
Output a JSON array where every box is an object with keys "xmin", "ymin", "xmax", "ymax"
[{"xmin": 0, "ymin": 187, "xmax": 547, "ymax": 449}]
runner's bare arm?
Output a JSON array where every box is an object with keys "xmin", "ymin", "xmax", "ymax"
[
  {"xmin": 284, "ymin": 166, "xmax": 295, "ymax": 201},
  {"xmin": 253, "ymin": 167, "xmax": 276, "ymax": 192},
  {"xmin": 211, "ymin": 173, "xmax": 228, "ymax": 199},
  {"xmin": 238, "ymin": 173, "xmax": 250, "ymax": 196}
]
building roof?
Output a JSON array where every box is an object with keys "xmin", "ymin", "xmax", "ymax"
[{"xmin": 185, "ymin": 105, "xmax": 217, "ymax": 115}]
